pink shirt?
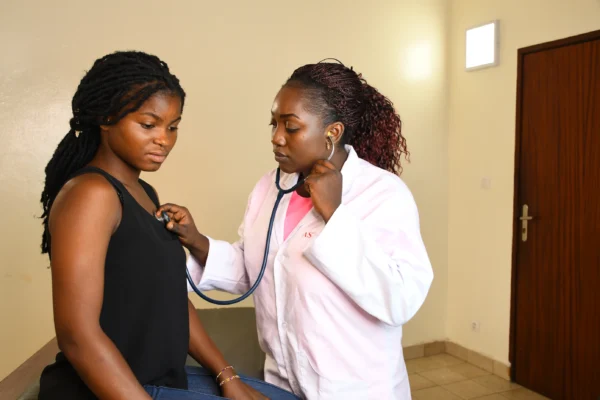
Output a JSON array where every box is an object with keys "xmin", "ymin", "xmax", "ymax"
[{"xmin": 283, "ymin": 192, "xmax": 313, "ymax": 241}]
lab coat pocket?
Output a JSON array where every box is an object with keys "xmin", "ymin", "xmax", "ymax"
[{"xmin": 297, "ymin": 351, "xmax": 369, "ymax": 399}]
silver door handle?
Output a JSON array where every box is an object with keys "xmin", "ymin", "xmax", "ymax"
[{"xmin": 519, "ymin": 204, "xmax": 534, "ymax": 242}]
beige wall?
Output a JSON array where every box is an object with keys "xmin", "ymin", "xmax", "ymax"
[
  {"xmin": 0, "ymin": 0, "xmax": 449, "ymax": 380},
  {"xmin": 447, "ymin": 0, "xmax": 600, "ymax": 365}
]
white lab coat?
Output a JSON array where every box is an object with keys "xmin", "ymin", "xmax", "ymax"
[{"xmin": 187, "ymin": 146, "xmax": 433, "ymax": 399}]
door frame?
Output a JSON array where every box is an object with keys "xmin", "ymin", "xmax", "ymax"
[{"xmin": 509, "ymin": 28, "xmax": 600, "ymax": 380}]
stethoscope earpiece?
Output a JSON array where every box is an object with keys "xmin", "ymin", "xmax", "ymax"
[{"xmin": 326, "ymin": 136, "xmax": 335, "ymax": 161}]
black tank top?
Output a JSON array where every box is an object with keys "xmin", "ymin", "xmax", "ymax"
[{"xmin": 39, "ymin": 167, "xmax": 189, "ymax": 399}]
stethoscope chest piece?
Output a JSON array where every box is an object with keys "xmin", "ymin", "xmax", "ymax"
[{"xmin": 156, "ymin": 211, "xmax": 170, "ymax": 224}]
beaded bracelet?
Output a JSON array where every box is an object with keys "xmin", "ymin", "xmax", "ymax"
[
  {"xmin": 219, "ymin": 374, "xmax": 240, "ymax": 387},
  {"xmin": 216, "ymin": 365, "xmax": 234, "ymax": 382}
]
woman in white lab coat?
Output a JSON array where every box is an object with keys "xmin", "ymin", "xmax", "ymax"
[{"xmin": 158, "ymin": 61, "xmax": 434, "ymax": 400}]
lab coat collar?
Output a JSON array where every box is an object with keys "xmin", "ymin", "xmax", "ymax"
[{"xmin": 277, "ymin": 145, "xmax": 361, "ymax": 196}]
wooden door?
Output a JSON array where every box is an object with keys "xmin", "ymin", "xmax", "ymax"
[{"xmin": 511, "ymin": 30, "xmax": 600, "ymax": 400}]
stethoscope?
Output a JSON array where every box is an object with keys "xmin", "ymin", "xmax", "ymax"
[{"xmin": 162, "ymin": 136, "xmax": 335, "ymax": 305}]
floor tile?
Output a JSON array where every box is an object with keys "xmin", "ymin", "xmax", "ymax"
[
  {"xmin": 406, "ymin": 356, "xmax": 446, "ymax": 373},
  {"xmin": 448, "ymin": 363, "xmax": 491, "ymax": 379},
  {"xmin": 412, "ymin": 386, "xmax": 462, "ymax": 400},
  {"xmin": 406, "ymin": 359, "xmax": 428, "ymax": 374},
  {"xmin": 431, "ymin": 354, "xmax": 465, "ymax": 367},
  {"xmin": 473, "ymin": 375, "xmax": 520, "ymax": 392},
  {"xmin": 409, "ymin": 373, "xmax": 437, "ymax": 391},
  {"xmin": 420, "ymin": 367, "xmax": 469, "ymax": 385},
  {"xmin": 472, "ymin": 395, "xmax": 508, "ymax": 400},
  {"xmin": 407, "ymin": 354, "xmax": 547, "ymax": 400},
  {"xmin": 444, "ymin": 380, "xmax": 495, "ymax": 399}
]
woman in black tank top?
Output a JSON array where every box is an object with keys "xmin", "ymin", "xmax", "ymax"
[{"xmin": 37, "ymin": 51, "xmax": 299, "ymax": 400}]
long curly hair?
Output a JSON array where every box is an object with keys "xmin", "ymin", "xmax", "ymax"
[{"xmin": 285, "ymin": 60, "xmax": 409, "ymax": 174}]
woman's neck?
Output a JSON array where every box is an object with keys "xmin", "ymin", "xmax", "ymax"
[
  {"xmin": 330, "ymin": 145, "xmax": 349, "ymax": 171},
  {"xmin": 301, "ymin": 146, "xmax": 348, "ymax": 176},
  {"xmin": 88, "ymin": 145, "xmax": 141, "ymax": 187}
]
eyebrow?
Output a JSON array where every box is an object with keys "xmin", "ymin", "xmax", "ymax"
[
  {"xmin": 140, "ymin": 112, "xmax": 181, "ymax": 124},
  {"xmin": 271, "ymin": 111, "xmax": 300, "ymax": 119}
]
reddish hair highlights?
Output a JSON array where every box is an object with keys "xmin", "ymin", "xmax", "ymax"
[{"xmin": 285, "ymin": 61, "xmax": 409, "ymax": 174}]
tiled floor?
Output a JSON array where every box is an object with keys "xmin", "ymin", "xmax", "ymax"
[{"xmin": 408, "ymin": 354, "xmax": 550, "ymax": 400}]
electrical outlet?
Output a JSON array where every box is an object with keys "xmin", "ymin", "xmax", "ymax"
[{"xmin": 471, "ymin": 321, "xmax": 480, "ymax": 333}]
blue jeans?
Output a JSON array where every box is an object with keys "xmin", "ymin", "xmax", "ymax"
[{"xmin": 144, "ymin": 366, "xmax": 300, "ymax": 399}]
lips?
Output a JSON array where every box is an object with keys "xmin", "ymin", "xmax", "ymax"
[
  {"xmin": 148, "ymin": 153, "xmax": 168, "ymax": 163},
  {"xmin": 274, "ymin": 151, "xmax": 288, "ymax": 162}
]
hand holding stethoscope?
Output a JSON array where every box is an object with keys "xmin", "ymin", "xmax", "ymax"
[
  {"xmin": 303, "ymin": 159, "xmax": 343, "ymax": 223},
  {"xmin": 156, "ymin": 203, "xmax": 203, "ymax": 249}
]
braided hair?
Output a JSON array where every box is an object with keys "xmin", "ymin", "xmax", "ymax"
[
  {"xmin": 40, "ymin": 51, "xmax": 186, "ymax": 254},
  {"xmin": 284, "ymin": 60, "xmax": 409, "ymax": 174}
]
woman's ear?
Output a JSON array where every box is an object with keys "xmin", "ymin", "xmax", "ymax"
[
  {"xmin": 325, "ymin": 122, "xmax": 345, "ymax": 143},
  {"xmin": 99, "ymin": 117, "xmax": 112, "ymax": 132}
]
